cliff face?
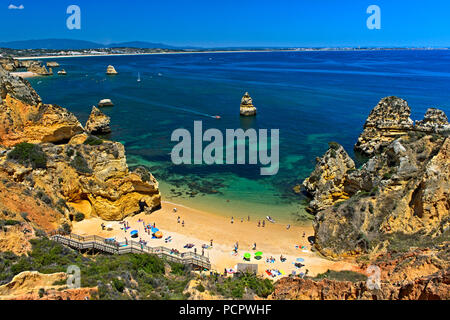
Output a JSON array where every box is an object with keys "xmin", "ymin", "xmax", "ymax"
[
  {"xmin": 303, "ymin": 96, "xmax": 449, "ymax": 259},
  {"xmin": 302, "ymin": 143, "xmax": 355, "ymax": 213},
  {"xmin": 0, "ymin": 67, "xmax": 83, "ymax": 147},
  {"xmin": 269, "ymin": 246, "xmax": 449, "ymax": 300},
  {"xmin": 0, "ymin": 65, "xmax": 161, "ymax": 224}
]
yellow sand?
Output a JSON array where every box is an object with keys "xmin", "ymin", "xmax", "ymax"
[{"xmin": 73, "ymin": 201, "xmax": 358, "ymax": 278}]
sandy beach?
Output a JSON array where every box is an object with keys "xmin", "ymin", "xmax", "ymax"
[{"xmin": 73, "ymin": 200, "xmax": 359, "ymax": 279}]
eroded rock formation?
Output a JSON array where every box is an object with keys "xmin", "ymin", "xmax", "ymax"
[
  {"xmin": 302, "ymin": 142, "xmax": 355, "ymax": 212},
  {"xmin": 85, "ymin": 106, "xmax": 111, "ymax": 135},
  {"xmin": 106, "ymin": 65, "xmax": 118, "ymax": 75},
  {"xmin": 240, "ymin": 92, "xmax": 257, "ymax": 116},
  {"xmin": 0, "ymin": 65, "xmax": 161, "ymax": 222}
]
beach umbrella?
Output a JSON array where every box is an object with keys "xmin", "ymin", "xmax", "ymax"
[
  {"xmin": 244, "ymin": 253, "xmax": 251, "ymax": 260},
  {"xmin": 151, "ymin": 227, "xmax": 159, "ymax": 233},
  {"xmin": 255, "ymin": 251, "xmax": 263, "ymax": 256},
  {"xmin": 154, "ymin": 231, "xmax": 163, "ymax": 239},
  {"xmin": 296, "ymin": 258, "xmax": 304, "ymax": 262}
]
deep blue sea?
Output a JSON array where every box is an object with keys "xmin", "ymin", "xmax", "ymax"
[{"xmin": 28, "ymin": 50, "xmax": 450, "ymax": 223}]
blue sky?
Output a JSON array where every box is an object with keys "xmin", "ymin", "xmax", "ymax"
[{"xmin": 1, "ymin": 0, "xmax": 449, "ymax": 47}]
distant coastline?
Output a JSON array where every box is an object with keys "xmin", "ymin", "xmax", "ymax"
[{"xmin": 10, "ymin": 47, "xmax": 450, "ymax": 60}]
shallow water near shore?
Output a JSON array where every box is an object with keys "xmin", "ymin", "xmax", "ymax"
[{"xmin": 28, "ymin": 50, "xmax": 450, "ymax": 223}]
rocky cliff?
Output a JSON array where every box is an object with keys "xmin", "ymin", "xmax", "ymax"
[
  {"xmin": 303, "ymin": 96, "xmax": 449, "ymax": 259},
  {"xmin": 0, "ymin": 65, "xmax": 160, "ymax": 225}
]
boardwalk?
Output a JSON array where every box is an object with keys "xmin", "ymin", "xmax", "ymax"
[{"xmin": 50, "ymin": 232, "xmax": 211, "ymax": 270}]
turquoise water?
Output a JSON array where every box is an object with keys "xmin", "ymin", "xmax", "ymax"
[{"xmin": 28, "ymin": 51, "xmax": 450, "ymax": 223}]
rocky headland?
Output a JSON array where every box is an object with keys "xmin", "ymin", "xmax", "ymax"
[{"xmin": 0, "ymin": 64, "xmax": 161, "ymax": 226}]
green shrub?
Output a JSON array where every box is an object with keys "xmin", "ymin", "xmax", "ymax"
[
  {"xmin": 84, "ymin": 136, "xmax": 103, "ymax": 146},
  {"xmin": 74, "ymin": 212, "xmax": 85, "ymax": 222},
  {"xmin": 70, "ymin": 152, "xmax": 92, "ymax": 174},
  {"xmin": 112, "ymin": 278, "xmax": 125, "ymax": 293},
  {"xmin": 312, "ymin": 270, "xmax": 367, "ymax": 282},
  {"xmin": 328, "ymin": 141, "xmax": 341, "ymax": 150},
  {"xmin": 196, "ymin": 283, "xmax": 205, "ymax": 292},
  {"xmin": 7, "ymin": 143, "xmax": 47, "ymax": 169}
]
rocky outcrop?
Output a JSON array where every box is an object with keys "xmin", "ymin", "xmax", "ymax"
[
  {"xmin": 240, "ymin": 92, "xmax": 257, "ymax": 116},
  {"xmin": 0, "ymin": 67, "xmax": 83, "ymax": 147},
  {"xmin": 355, "ymin": 97, "xmax": 414, "ymax": 157},
  {"xmin": 415, "ymin": 108, "xmax": 450, "ymax": 134},
  {"xmin": 106, "ymin": 65, "xmax": 118, "ymax": 75},
  {"xmin": 313, "ymin": 134, "xmax": 449, "ymax": 258},
  {"xmin": 46, "ymin": 62, "xmax": 60, "ymax": 68},
  {"xmin": 0, "ymin": 63, "xmax": 161, "ymax": 222},
  {"xmin": 85, "ymin": 106, "xmax": 111, "ymax": 135},
  {"xmin": 270, "ymin": 247, "xmax": 450, "ymax": 300},
  {"xmin": 269, "ymin": 270, "xmax": 449, "ymax": 300},
  {"xmin": 305, "ymin": 96, "xmax": 450, "ymax": 259},
  {"xmin": 57, "ymin": 69, "xmax": 67, "ymax": 75},
  {"xmin": 0, "ymin": 271, "xmax": 97, "ymax": 300},
  {"xmin": 302, "ymin": 142, "xmax": 355, "ymax": 213},
  {"xmin": 98, "ymin": 99, "xmax": 114, "ymax": 107}
]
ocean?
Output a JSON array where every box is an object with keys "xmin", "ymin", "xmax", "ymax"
[{"xmin": 28, "ymin": 50, "xmax": 450, "ymax": 223}]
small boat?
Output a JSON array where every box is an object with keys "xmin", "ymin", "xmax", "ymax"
[
  {"xmin": 137, "ymin": 72, "xmax": 141, "ymax": 82},
  {"xmin": 214, "ymin": 115, "xmax": 221, "ymax": 119},
  {"xmin": 266, "ymin": 216, "xmax": 275, "ymax": 223}
]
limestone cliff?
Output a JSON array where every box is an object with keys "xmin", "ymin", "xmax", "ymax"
[
  {"xmin": 0, "ymin": 67, "xmax": 83, "ymax": 147},
  {"xmin": 355, "ymin": 96, "xmax": 414, "ymax": 157},
  {"xmin": 304, "ymin": 96, "xmax": 449, "ymax": 259},
  {"xmin": 302, "ymin": 142, "xmax": 355, "ymax": 212},
  {"xmin": 0, "ymin": 65, "xmax": 161, "ymax": 223}
]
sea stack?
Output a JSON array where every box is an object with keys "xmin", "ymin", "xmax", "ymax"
[
  {"xmin": 57, "ymin": 69, "xmax": 67, "ymax": 75},
  {"xmin": 98, "ymin": 99, "xmax": 114, "ymax": 107},
  {"xmin": 106, "ymin": 65, "xmax": 118, "ymax": 75},
  {"xmin": 85, "ymin": 106, "xmax": 111, "ymax": 135},
  {"xmin": 46, "ymin": 61, "xmax": 60, "ymax": 67},
  {"xmin": 240, "ymin": 92, "xmax": 257, "ymax": 116}
]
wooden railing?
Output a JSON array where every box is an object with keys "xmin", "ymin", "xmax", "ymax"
[{"xmin": 49, "ymin": 231, "xmax": 211, "ymax": 270}]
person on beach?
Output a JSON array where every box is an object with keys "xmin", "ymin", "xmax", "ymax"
[
  {"xmin": 248, "ymin": 215, "xmax": 250, "ymax": 222},
  {"xmin": 252, "ymin": 242, "xmax": 256, "ymax": 250},
  {"xmin": 241, "ymin": 218, "xmax": 243, "ymax": 223},
  {"xmin": 182, "ymin": 220, "xmax": 185, "ymax": 227},
  {"xmin": 194, "ymin": 248, "xmax": 197, "ymax": 254},
  {"xmin": 210, "ymin": 239, "xmax": 213, "ymax": 247},
  {"xmin": 202, "ymin": 248, "xmax": 204, "ymax": 256},
  {"xmin": 101, "ymin": 223, "xmax": 105, "ymax": 230},
  {"xmin": 173, "ymin": 208, "xmax": 177, "ymax": 213},
  {"xmin": 262, "ymin": 220, "xmax": 265, "ymax": 227},
  {"xmin": 258, "ymin": 221, "xmax": 260, "ymax": 227},
  {"xmin": 231, "ymin": 217, "xmax": 234, "ymax": 224},
  {"xmin": 177, "ymin": 216, "xmax": 180, "ymax": 223},
  {"xmin": 286, "ymin": 224, "xmax": 290, "ymax": 230},
  {"xmin": 303, "ymin": 232, "xmax": 306, "ymax": 238}
]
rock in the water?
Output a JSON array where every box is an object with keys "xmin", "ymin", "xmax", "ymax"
[
  {"xmin": 57, "ymin": 69, "xmax": 67, "ymax": 75},
  {"xmin": 0, "ymin": 65, "xmax": 83, "ymax": 147},
  {"xmin": 240, "ymin": 92, "xmax": 257, "ymax": 116},
  {"xmin": 98, "ymin": 99, "xmax": 114, "ymax": 107},
  {"xmin": 46, "ymin": 61, "xmax": 60, "ymax": 67},
  {"xmin": 415, "ymin": 108, "xmax": 450, "ymax": 135},
  {"xmin": 302, "ymin": 142, "xmax": 355, "ymax": 213},
  {"xmin": 355, "ymin": 96, "xmax": 414, "ymax": 157},
  {"xmin": 106, "ymin": 65, "xmax": 118, "ymax": 75},
  {"xmin": 85, "ymin": 106, "xmax": 111, "ymax": 135}
]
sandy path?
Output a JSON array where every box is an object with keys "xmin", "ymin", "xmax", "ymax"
[{"xmin": 73, "ymin": 201, "xmax": 358, "ymax": 278}]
